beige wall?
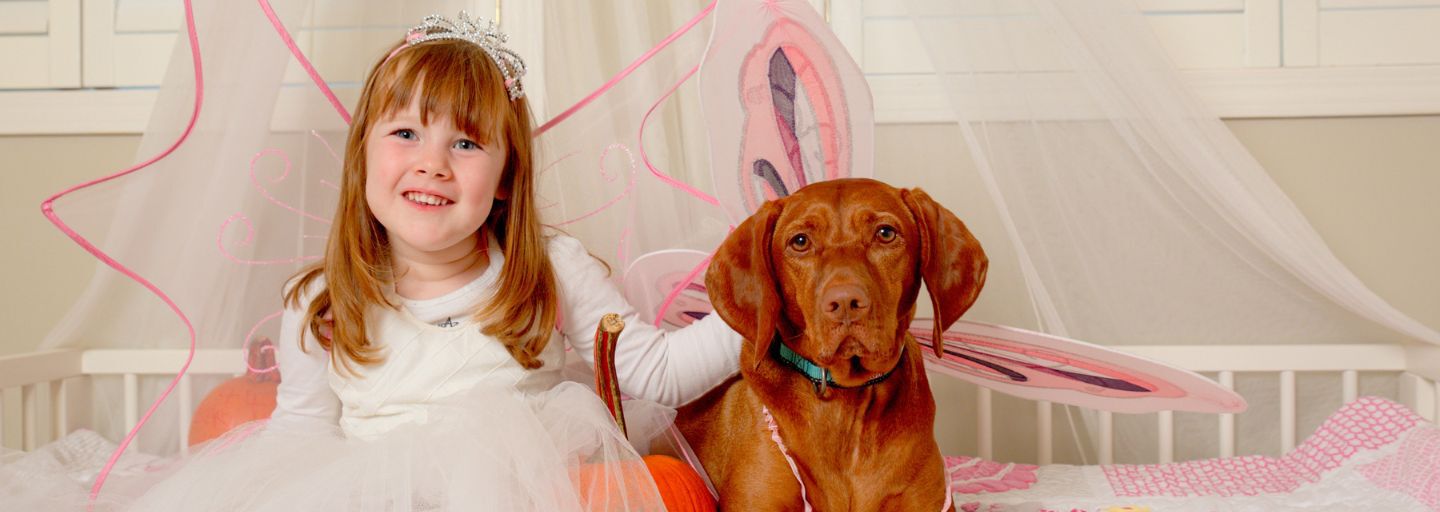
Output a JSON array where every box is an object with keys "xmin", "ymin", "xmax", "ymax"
[
  {"xmin": 3, "ymin": 135, "xmax": 142, "ymax": 356},
  {"xmin": 1228, "ymin": 116, "xmax": 1440, "ymax": 333}
]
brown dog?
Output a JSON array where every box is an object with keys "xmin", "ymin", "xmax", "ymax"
[{"xmin": 677, "ymin": 178, "xmax": 987, "ymax": 511}]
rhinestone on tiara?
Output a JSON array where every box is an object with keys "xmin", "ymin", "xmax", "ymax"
[{"xmin": 406, "ymin": 11, "xmax": 527, "ymax": 100}]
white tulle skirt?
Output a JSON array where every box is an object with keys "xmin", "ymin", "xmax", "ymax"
[{"xmin": 1, "ymin": 381, "xmax": 673, "ymax": 512}]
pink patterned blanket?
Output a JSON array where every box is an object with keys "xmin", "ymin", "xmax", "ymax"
[{"xmin": 944, "ymin": 397, "xmax": 1439, "ymax": 511}]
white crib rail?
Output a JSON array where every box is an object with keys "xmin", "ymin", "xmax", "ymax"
[
  {"xmin": 3, "ymin": 345, "xmax": 1438, "ymax": 461},
  {"xmin": 0, "ymin": 349, "xmax": 242, "ymax": 453}
]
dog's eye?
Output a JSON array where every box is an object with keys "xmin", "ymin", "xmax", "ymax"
[
  {"xmin": 788, "ymin": 234, "xmax": 811, "ymax": 251},
  {"xmin": 876, "ymin": 225, "xmax": 898, "ymax": 243}
]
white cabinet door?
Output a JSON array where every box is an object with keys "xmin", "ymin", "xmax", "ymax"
[
  {"xmin": 81, "ymin": 0, "xmax": 179, "ymax": 87},
  {"xmin": 0, "ymin": 0, "xmax": 80, "ymax": 88},
  {"xmin": 1308, "ymin": 0, "xmax": 1440, "ymax": 67}
]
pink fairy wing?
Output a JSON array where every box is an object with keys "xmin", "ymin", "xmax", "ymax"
[
  {"xmin": 622, "ymin": 250, "xmax": 713, "ymax": 331},
  {"xmin": 913, "ymin": 319, "xmax": 1246, "ymax": 414},
  {"xmin": 701, "ymin": 0, "xmax": 873, "ymax": 223}
]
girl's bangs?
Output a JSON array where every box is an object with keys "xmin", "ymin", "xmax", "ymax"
[{"xmin": 369, "ymin": 41, "xmax": 508, "ymax": 145}]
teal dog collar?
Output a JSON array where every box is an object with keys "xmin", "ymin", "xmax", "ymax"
[{"xmin": 774, "ymin": 338, "xmax": 901, "ymax": 394}]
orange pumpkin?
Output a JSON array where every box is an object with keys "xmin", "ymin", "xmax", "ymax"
[
  {"xmin": 576, "ymin": 455, "xmax": 715, "ymax": 511},
  {"xmin": 644, "ymin": 454, "xmax": 717, "ymax": 512},
  {"xmin": 188, "ymin": 336, "xmax": 281, "ymax": 446}
]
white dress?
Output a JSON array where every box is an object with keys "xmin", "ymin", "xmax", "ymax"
[
  {"xmin": 123, "ymin": 309, "xmax": 666, "ymax": 511},
  {"xmin": 1, "ymin": 234, "xmax": 741, "ymax": 511}
]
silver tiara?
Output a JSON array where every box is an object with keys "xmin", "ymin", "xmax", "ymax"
[{"xmin": 406, "ymin": 11, "xmax": 527, "ymax": 100}]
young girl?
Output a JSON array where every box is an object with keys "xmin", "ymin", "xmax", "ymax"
[{"xmin": 118, "ymin": 12, "xmax": 743, "ymax": 511}]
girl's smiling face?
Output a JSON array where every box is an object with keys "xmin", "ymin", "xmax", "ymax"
[{"xmin": 364, "ymin": 98, "xmax": 507, "ymax": 260}]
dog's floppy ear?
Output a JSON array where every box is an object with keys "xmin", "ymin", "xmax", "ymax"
[
  {"xmin": 902, "ymin": 188, "xmax": 988, "ymax": 357},
  {"xmin": 706, "ymin": 200, "xmax": 783, "ymax": 370}
]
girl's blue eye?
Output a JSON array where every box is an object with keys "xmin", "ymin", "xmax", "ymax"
[
  {"xmin": 454, "ymin": 139, "xmax": 479, "ymax": 151},
  {"xmin": 393, "ymin": 129, "xmax": 416, "ymax": 140}
]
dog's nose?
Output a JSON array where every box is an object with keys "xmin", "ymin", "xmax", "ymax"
[{"xmin": 821, "ymin": 284, "xmax": 870, "ymax": 323}]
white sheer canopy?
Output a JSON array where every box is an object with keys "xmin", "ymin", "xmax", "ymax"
[
  {"xmin": 900, "ymin": 0, "xmax": 1437, "ymax": 348},
  {"xmin": 898, "ymin": 0, "xmax": 1439, "ymax": 463}
]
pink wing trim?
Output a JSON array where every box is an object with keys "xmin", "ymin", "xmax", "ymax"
[
  {"xmin": 217, "ymin": 214, "xmax": 322, "ymax": 265},
  {"xmin": 536, "ymin": 0, "xmax": 716, "ymax": 136},
  {"xmin": 537, "ymin": 2, "xmax": 722, "ymax": 210},
  {"xmin": 916, "ymin": 319, "xmax": 1247, "ymax": 414},
  {"xmin": 654, "ymin": 255, "xmax": 714, "ymax": 329},
  {"xmin": 248, "ymin": 149, "xmax": 332, "ymax": 224},
  {"xmin": 552, "ymin": 144, "xmax": 638, "ymax": 226},
  {"xmin": 778, "ymin": 40, "xmax": 844, "ymax": 181},
  {"xmin": 40, "ymin": 0, "xmax": 207, "ymax": 505},
  {"xmin": 258, "ymin": 0, "xmax": 351, "ymax": 124},
  {"xmin": 915, "ymin": 326, "xmax": 1164, "ymax": 396},
  {"xmin": 637, "ymin": 63, "xmax": 720, "ymax": 207},
  {"xmin": 736, "ymin": 19, "xmax": 850, "ymax": 213}
]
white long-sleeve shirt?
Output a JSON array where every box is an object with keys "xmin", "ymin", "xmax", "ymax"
[{"xmin": 270, "ymin": 234, "xmax": 742, "ymax": 430}]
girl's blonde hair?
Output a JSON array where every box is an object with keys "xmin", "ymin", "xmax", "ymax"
[{"xmin": 286, "ymin": 38, "xmax": 557, "ymax": 373}]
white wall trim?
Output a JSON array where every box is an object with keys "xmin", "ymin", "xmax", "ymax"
[
  {"xmin": 0, "ymin": 89, "xmax": 158, "ymax": 135},
  {"xmin": 872, "ymin": 65, "xmax": 1440, "ymax": 124},
  {"xmin": 0, "ymin": 86, "xmax": 361, "ymax": 136},
  {"xmin": 1187, "ymin": 65, "xmax": 1440, "ymax": 118}
]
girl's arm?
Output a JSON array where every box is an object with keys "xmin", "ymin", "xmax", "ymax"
[
  {"xmin": 550, "ymin": 235, "xmax": 743, "ymax": 407},
  {"xmin": 268, "ymin": 278, "xmax": 342, "ymax": 430}
]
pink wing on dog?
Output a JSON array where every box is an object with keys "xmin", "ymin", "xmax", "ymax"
[
  {"xmin": 701, "ymin": 0, "xmax": 873, "ymax": 222},
  {"xmin": 912, "ymin": 319, "xmax": 1246, "ymax": 414}
]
